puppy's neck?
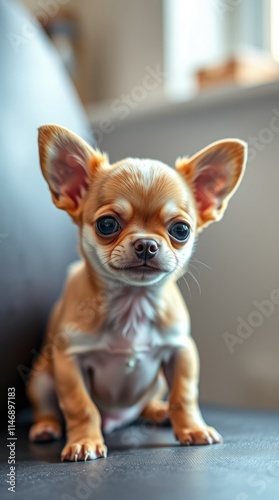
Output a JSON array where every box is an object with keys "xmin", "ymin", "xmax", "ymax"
[{"xmin": 85, "ymin": 260, "xmax": 164, "ymax": 337}]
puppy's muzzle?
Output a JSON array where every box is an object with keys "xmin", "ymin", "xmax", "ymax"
[{"xmin": 133, "ymin": 239, "xmax": 158, "ymax": 261}]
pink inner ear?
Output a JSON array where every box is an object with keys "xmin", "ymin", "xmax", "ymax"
[
  {"xmin": 48, "ymin": 147, "xmax": 89, "ymax": 208},
  {"xmin": 194, "ymin": 163, "xmax": 230, "ymax": 213}
]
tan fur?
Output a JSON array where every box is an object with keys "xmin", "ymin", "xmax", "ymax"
[{"xmin": 27, "ymin": 125, "xmax": 247, "ymax": 461}]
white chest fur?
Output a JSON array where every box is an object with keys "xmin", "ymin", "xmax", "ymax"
[
  {"xmin": 66, "ymin": 283, "xmax": 187, "ymax": 354},
  {"xmin": 106, "ymin": 284, "xmax": 160, "ymax": 338}
]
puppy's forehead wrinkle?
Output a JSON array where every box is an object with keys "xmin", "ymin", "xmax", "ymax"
[
  {"xmin": 110, "ymin": 158, "xmax": 178, "ymax": 187},
  {"xmin": 96, "ymin": 158, "xmax": 191, "ymax": 211}
]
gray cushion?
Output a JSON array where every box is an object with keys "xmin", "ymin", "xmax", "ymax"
[{"xmin": 0, "ymin": 0, "xmax": 95, "ymax": 415}]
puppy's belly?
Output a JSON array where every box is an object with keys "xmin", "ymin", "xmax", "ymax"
[
  {"xmin": 65, "ymin": 321, "xmax": 189, "ymax": 432},
  {"xmin": 78, "ymin": 346, "xmax": 168, "ymax": 432},
  {"xmin": 81, "ymin": 347, "xmax": 166, "ymax": 404}
]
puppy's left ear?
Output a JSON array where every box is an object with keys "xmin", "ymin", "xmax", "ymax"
[{"xmin": 176, "ymin": 139, "xmax": 247, "ymax": 230}]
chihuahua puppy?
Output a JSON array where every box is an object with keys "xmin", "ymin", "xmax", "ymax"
[{"xmin": 27, "ymin": 125, "xmax": 247, "ymax": 461}]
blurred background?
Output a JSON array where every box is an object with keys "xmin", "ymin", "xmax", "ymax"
[
  {"xmin": 22, "ymin": 0, "xmax": 279, "ymax": 104},
  {"xmin": 1, "ymin": 0, "xmax": 279, "ymax": 419}
]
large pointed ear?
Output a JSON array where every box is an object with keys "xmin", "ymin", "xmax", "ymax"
[
  {"xmin": 175, "ymin": 139, "xmax": 247, "ymax": 230},
  {"xmin": 38, "ymin": 125, "xmax": 109, "ymax": 219}
]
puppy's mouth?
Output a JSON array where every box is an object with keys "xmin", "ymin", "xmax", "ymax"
[
  {"xmin": 109, "ymin": 262, "xmax": 171, "ymax": 282},
  {"xmin": 110, "ymin": 263, "xmax": 169, "ymax": 273}
]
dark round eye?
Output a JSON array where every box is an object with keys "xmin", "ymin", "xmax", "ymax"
[
  {"xmin": 168, "ymin": 222, "xmax": 190, "ymax": 242},
  {"xmin": 96, "ymin": 216, "xmax": 120, "ymax": 236}
]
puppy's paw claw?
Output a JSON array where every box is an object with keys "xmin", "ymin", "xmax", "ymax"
[
  {"xmin": 175, "ymin": 426, "xmax": 223, "ymax": 446},
  {"xmin": 61, "ymin": 439, "xmax": 107, "ymax": 462}
]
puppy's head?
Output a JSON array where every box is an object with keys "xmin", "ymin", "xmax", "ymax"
[{"xmin": 38, "ymin": 125, "xmax": 247, "ymax": 286}]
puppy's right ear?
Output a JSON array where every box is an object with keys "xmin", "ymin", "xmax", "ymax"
[{"xmin": 38, "ymin": 125, "xmax": 109, "ymax": 219}]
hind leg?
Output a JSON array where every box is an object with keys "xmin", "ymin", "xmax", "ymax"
[
  {"xmin": 27, "ymin": 301, "xmax": 63, "ymax": 442},
  {"xmin": 141, "ymin": 400, "xmax": 169, "ymax": 423},
  {"xmin": 27, "ymin": 364, "xmax": 62, "ymax": 442},
  {"xmin": 141, "ymin": 372, "xmax": 169, "ymax": 423}
]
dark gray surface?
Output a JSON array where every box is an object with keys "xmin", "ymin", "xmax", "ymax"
[{"xmin": 1, "ymin": 407, "xmax": 279, "ymax": 500}]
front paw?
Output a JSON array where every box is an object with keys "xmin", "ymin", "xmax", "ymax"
[
  {"xmin": 61, "ymin": 438, "xmax": 107, "ymax": 462},
  {"xmin": 175, "ymin": 426, "xmax": 223, "ymax": 446}
]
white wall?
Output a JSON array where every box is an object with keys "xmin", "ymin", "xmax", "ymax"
[
  {"xmin": 93, "ymin": 83, "xmax": 279, "ymax": 410},
  {"xmin": 20, "ymin": 0, "xmax": 164, "ymax": 103}
]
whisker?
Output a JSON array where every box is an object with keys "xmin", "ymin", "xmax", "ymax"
[
  {"xmin": 188, "ymin": 263, "xmax": 200, "ymax": 277},
  {"xmin": 191, "ymin": 257, "xmax": 213, "ymax": 271},
  {"xmin": 181, "ymin": 275, "xmax": 192, "ymax": 300},
  {"xmin": 86, "ymin": 254, "xmax": 112, "ymax": 278},
  {"xmin": 187, "ymin": 269, "xmax": 202, "ymax": 295}
]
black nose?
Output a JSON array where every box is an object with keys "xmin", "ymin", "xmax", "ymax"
[{"xmin": 134, "ymin": 239, "xmax": 159, "ymax": 261}]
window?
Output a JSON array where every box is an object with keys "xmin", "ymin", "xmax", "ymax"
[
  {"xmin": 163, "ymin": 0, "xmax": 278, "ymax": 100},
  {"xmin": 270, "ymin": 0, "xmax": 279, "ymax": 62}
]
